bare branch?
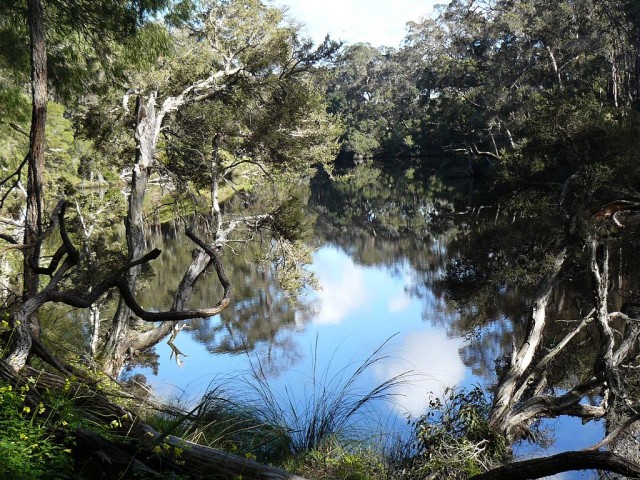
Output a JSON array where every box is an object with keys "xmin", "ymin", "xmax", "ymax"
[
  {"xmin": 588, "ymin": 413, "xmax": 640, "ymax": 451},
  {"xmin": 9, "ymin": 123, "xmax": 29, "ymax": 137},
  {"xmin": 469, "ymin": 450, "xmax": 640, "ymax": 480},
  {"xmin": 46, "ymin": 228, "xmax": 232, "ymax": 324},
  {"xmin": 510, "ymin": 308, "xmax": 595, "ymax": 407},
  {"xmin": 490, "ymin": 248, "xmax": 567, "ymax": 431},
  {"xmin": 0, "ymin": 234, "xmax": 18, "ymax": 245},
  {"xmin": 506, "ymin": 377, "xmax": 604, "ymax": 430},
  {"xmin": 0, "ymin": 154, "xmax": 29, "ymax": 209}
]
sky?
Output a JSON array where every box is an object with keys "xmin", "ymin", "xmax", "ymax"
[{"xmin": 271, "ymin": 0, "xmax": 442, "ymax": 48}]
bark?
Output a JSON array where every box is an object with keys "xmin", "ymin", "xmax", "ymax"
[
  {"xmin": 590, "ymin": 240, "xmax": 623, "ymax": 400},
  {"xmin": 489, "ymin": 249, "xmax": 566, "ymax": 434},
  {"xmin": 6, "ymin": 201, "xmax": 75, "ymax": 371},
  {"xmin": 101, "ymin": 228, "xmax": 231, "ymax": 374},
  {"xmin": 635, "ymin": 31, "xmax": 640, "ymax": 105},
  {"xmin": 130, "ymin": 246, "xmax": 213, "ymax": 352},
  {"xmin": 510, "ymin": 308, "xmax": 594, "ymax": 406},
  {"xmin": 101, "ymin": 64, "xmax": 242, "ymax": 375},
  {"xmin": 23, "ymin": 0, "xmax": 47, "ymax": 306},
  {"xmin": 211, "ymin": 133, "xmax": 223, "ymax": 237},
  {"xmin": 141, "ymin": 424, "xmax": 309, "ymax": 479},
  {"xmin": 504, "ymin": 377, "xmax": 604, "ymax": 430},
  {"xmin": 101, "ymin": 94, "xmax": 158, "ymax": 372},
  {"xmin": 6, "ymin": 257, "xmax": 76, "ymax": 371},
  {"xmin": 547, "ymin": 45, "xmax": 563, "ymax": 90},
  {"xmin": 612, "ymin": 56, "xmax": 619, "ymax": 108},
  {"xmin": 4, "ymin": 200, "xmax": 230, "ymax": 373},
  {"xmin": 469, "ymin": 450, "xmax": 640, "ymax": 480}
]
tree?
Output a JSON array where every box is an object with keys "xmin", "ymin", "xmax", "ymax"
[
  {"xmin": 95, "ymin": 0, "xmax": 339, "ymax": 375},
  {"xmin": 1, "ymin": 0, "xmax": 340, "ymax": 377}
]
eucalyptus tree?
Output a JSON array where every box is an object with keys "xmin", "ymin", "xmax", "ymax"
[
  {"xmin": 0, "ymin": 0, "xmax": 171, "ymax": 371},
  {"xmin": 1, "ymin": 0, "xmax": 339, "ymax": 377},
  {"xmin": 91, "ymin": 0, "xmax": 339, "ymax": 375}
]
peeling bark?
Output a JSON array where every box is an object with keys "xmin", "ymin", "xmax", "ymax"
[
  {"xmin": 489, "ymin": 249, "xmax": 566, "ymax": 434},
  {"xmin": 589, "ymin": 240, "xmax": 620, "ymax": 398},
  {"xmin": 101, "ymin": 93, "xmax": 159, "ymax": 372},
  {"xmin": 101, "ymin": 63, "xmax": 243, "ymax": 375}
]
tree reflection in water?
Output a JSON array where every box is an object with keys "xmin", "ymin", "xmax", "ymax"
[{"xmin": 134, "ymin": 162, "xmax": 640, "ymax": 475}]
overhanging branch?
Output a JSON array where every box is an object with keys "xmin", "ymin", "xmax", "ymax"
[{"xmin": 469, "ymin": 450, "xmax": 640, "ymax": 480}]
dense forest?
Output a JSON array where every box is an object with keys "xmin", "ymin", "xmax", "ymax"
[{"xmin": 2, "ymin": 0, "xmax": 640, "ymax": 478}]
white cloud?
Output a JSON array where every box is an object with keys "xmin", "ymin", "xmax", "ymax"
[
  {"xmin": 388, "ymin": 291, "xmax": 412, "ymax": 313},
  {"xmin": 273, "ymin": 0, "xmax": 440, "ymax": 47},
  {"xmin": 314, "ymin": 262, "xmax": 368, "ymax": 325},
  {"xmin": 374, "ymin": 330, "xmax": 466, "ymax": 417}
]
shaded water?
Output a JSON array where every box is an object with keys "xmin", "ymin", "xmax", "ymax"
[{"xmin": 130, "ymin": 165, "xmax": 606, "ymax": 476}]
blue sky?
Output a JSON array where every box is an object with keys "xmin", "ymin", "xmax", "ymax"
[{"xmin": 271, "ymin": 0, "xmax": 442, "ymax": 47}]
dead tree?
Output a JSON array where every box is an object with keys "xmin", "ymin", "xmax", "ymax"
[{"xmin": 483, "ymin": 205, "xmax": 640, "ymax": 477}]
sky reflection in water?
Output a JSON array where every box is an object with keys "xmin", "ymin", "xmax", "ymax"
[
  {"xmin": 141, "ymin": 241, "xmax": 603, "ymax": 476},
  {"xmin": 145, "ymin": 244, "xmax": 468, "ymax": 418}
]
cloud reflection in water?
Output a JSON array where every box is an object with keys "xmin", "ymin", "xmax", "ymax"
[{"xmin": 374, "ymin": 330, "xmax": 466, "ymax": 418}]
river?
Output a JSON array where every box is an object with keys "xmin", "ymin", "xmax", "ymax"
[{"xmin": 130, "ymin": 164, "xmax": 607, "ymax": 478}]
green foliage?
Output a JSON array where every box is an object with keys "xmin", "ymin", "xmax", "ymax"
[
  {"xmin": 406, "ymin": 386, "xmax": 510, "ymax": 479},
  {"xmin": 269, "ymin": 195, "xmax": 312, "ymax": 242},
  {"xmin": 284, "ymin": 441, "xmax": 389, "ymax": 480},
  {"xmin": 0, "ymin": 382, "xmax": 75, "ymax": 479}
]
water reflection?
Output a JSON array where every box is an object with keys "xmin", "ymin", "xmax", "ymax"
[
  {"xmin": 130, "ymin": 165, "xmax": 621, "ymax": 479},
  {"xmin": 373, "ymin": 330, "xmax": 466, "ymax": 416},
  {"xmin": 135, "ymin": 165, "xmax": 473, "ymax": 422}
]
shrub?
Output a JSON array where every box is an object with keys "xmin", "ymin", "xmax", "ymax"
[
  {"xmin": 404, "ymin": 386, "xmax": 510, "ymax": 479},
  {"xmin": 284, "ymin": 440, "xmax": 389, "ymax": 480}
]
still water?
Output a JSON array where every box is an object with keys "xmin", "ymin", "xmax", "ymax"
[{"xmin": 132, "ymin": 166, "xmax": 604, "ymax": 477}]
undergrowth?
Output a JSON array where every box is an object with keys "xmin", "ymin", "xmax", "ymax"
[{"xmin": 0, "ymin": 381, "xmax": 75, "ymax": 479}]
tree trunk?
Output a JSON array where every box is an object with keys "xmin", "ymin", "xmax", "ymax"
[
  {"xmin": 635, "ymin": 31, "xmax": 640, "ymax": 106},
  {"xmin": 23, "ymin": 0, "xmax": 47, "ymax": 305},
  {"xmin": 469, "ymin": 450, "xmax": 640, "ymax": 480},
  {"xmin": 7, "ymin": 0, "xmax": 47, "ymax": 371},
  {"xmin": 99, "ymin": 67, "xmax": 240, "ymax": 375},
  {"xmin": 101, "ymin": 94, "xmax": 157, "ymax": 375},
  {"xmin": 489, "ymin": 250, "xmax": 566, "ymax": 435},
  {"xmin": 211, "ymin": 133, "xmax": 223, "ymax": 237}
]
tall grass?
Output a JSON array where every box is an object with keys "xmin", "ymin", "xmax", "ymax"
[
  {"xmin": 152, "ymin": 335, "xmax": 414, "ymax": 465},
  {"xmin": 236, "ymin": 335, "xmax": 412, "ymax": 455}
]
